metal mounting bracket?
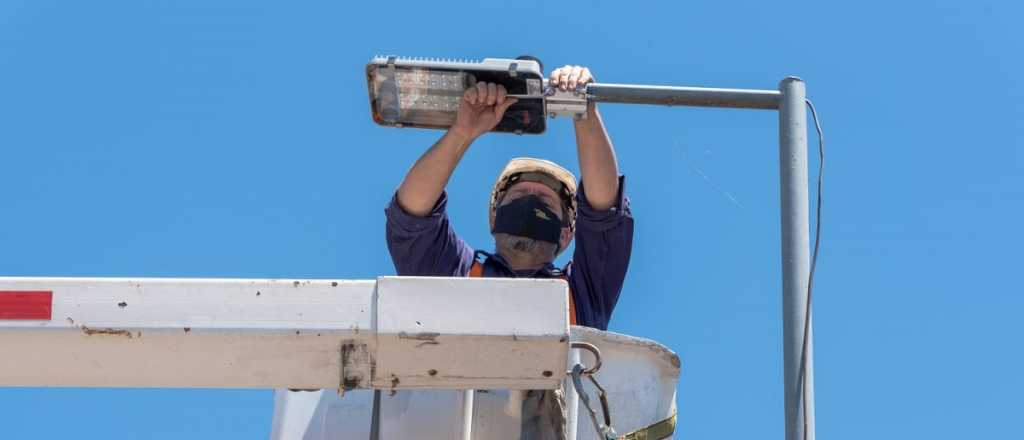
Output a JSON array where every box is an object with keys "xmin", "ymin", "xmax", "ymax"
[{"xmin": 546, "ymin": 88, "xmax": 589, "ymax": 120}]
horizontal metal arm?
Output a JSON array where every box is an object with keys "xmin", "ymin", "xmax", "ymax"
[
  {"xmin": 586, "ymin": 83, "xmax": 781, "ymax": 110},
  {"xmin": 0, "ymin": 276, "xmax": 569, "ymax": 390}
]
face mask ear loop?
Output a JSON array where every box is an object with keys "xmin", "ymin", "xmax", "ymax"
[{"xmin": 554, "ymin": 206, "xmax": 571, "ymax": 257}]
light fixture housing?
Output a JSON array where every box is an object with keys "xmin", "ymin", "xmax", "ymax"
[{"xmin": 366, "ymin": 56, "xmax": 547, "ymax": 135}]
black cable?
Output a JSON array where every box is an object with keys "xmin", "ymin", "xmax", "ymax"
[{"xmin": 798, "ymin": 98, "xmax": 824, "ymax": 440}]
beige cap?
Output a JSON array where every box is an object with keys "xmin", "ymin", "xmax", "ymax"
[{"xmin": 490, "ymin": 157, "xmax": 578, "ymax": 234}]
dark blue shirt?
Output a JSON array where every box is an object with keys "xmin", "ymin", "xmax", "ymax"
[{"xmin": 384, "ymin": 177, "xmax": 633, "ymax": 330}]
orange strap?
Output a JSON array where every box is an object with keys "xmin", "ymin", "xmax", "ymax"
[{"xmin": 469, "ymin": 261, "xmax": 577, "ymax": 326}]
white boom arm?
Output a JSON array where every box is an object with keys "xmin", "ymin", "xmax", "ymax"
[{"xmin": 0, "ymin": 277, "xmax": 569, "ymax": 391}]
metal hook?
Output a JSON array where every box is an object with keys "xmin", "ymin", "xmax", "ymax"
[
  {"xmin": 570, "ymin": 364, "xmax": 617, "ymax": 440},
  {"xmin": 570, "ymin": 341, "xmax": 602, "ymax": 376}
]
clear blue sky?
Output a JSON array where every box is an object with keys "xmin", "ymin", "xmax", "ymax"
[{"xmin": 2, "ymin": 0, "xmax": 1022, "ymax": 438}]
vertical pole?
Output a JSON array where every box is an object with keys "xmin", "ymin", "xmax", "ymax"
[
  {"xmin": 369, "ymin": 390, "xmax": 381, "ymax": 440},
  {"xmin": 566, "ymin": 347, "xmax": 582, "ymax": 440},
  {"xmin": 461, "ymin": 389, "xmax": 475, "ymax": 440},
  {"xmin": 779, "ymin": 77, "xmax": 815, "ymax": 440}
]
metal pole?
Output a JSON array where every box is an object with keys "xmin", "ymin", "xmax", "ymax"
[
  {"xmin": 587, "ymin": 83, "xmax": 780, "ymax": 110},
  {"xmin": 461, "ymin": 389, "xmax": 475, "ymax": 440},
  {"xmin": 369, "ymin": 390, "xmax": 381, "ymax": 440},
  {"xmin": 778, "ymin": 77, "xmax": 815, "ymax": 440},
  {"xmin": 565, "ymin": 346, "xmax": 582, "ymax": 440}
]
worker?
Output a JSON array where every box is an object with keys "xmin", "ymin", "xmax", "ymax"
[{"xmin": 384, "ymin": 64, "xmax": 632, "ymax": 331}]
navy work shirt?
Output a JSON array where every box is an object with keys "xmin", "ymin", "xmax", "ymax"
[{"xmin": 384, "ymin": 177, "xmax": 634, "ymax": 330}]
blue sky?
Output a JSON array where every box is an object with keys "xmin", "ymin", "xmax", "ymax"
[{"xmin": 1, "ymin": 0, "xmax": 1022, "ymax": 438}]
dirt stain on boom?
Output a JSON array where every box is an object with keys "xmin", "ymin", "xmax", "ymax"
[{"xmin": 81, "ymin": 325, "xmax": 133, "ymax": 339}]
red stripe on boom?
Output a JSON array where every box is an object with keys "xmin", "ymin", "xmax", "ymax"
[{"xmin": 0, "ymin": 291, "xmax": 53, "ymax": 320}]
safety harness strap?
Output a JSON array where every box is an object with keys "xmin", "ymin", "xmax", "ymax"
[{"xmin": 617, "ymin": 413, "xmax": 677, "ymax": 440}]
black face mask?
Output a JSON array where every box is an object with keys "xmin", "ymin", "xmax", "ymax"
[{"xmin": 492, "ymin": 195, "xmax": 563, "ymax": 244}]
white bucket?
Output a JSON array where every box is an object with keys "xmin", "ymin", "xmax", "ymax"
[{"xmin": 271, "ymin": 327, "xmax": 680, "ymax": 439}]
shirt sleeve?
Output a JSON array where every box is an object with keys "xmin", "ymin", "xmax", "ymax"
[
  {"xmin": 567, "ymin": 176, "xmax": 634, "ymax": 330},
  {"xmin": 385, "ymin": 191, "xmax": 475, "ymax": 277}
]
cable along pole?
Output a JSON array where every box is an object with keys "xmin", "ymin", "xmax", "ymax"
[
  {"xmin": 586, "ymin": 78, "xmax": 816, "ymax": 440},
  {"xmin": 778, "ymin": 77, "xmax": 815, "ymax": 440}
]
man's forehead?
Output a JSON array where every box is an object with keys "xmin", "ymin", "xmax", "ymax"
[{"xmin": 507, "ymin": 181, "xmax": 560, "ymax": 199}]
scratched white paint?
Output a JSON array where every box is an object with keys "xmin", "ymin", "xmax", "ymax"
[
  {"xmin": 271, "ymin": 327, "xmax": 681, "ymax": 440},
  {"xmin": 0, "ymin": 277, "xmax": 569, "ymax": 390},
  {"xmin": 0, "ymin": 277, "xmax": 372, "ymax": 388},
  {"xmin": 374, "ymin": 276, "xmax": 569, "ymax": 390}
]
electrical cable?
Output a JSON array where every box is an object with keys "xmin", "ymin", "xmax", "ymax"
[{"xmin": 798, "ymin": 98, "xmax": 824, "ymax": 440}]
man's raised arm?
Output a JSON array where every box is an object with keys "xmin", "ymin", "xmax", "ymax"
[
  {"xmin": 550, "ymin": 65, "xmax": 620, "ymax": 211},
  {"xmin": 396, "ymin": 82, "xmax": 518, "ymax": 216},
  {"xmin": 551, "ymin": 65, "xmax": 632, "ymax": 330}
]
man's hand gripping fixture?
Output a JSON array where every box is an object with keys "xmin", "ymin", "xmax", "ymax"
[{"xmin": 365, "ymin": 56, "xmax": 589, "ymax": 135}]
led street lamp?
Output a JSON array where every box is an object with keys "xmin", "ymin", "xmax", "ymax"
[{"xmin": 366, "ymin": 56, "xmax": 557, "ymax": 135}]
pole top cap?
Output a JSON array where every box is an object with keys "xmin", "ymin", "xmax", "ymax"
[{"xmin": 779, "ymin": 76, "xmax": 805, "ymax": 86}]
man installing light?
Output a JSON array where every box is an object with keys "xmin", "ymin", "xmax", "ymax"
[{"xmin": 385, "ymin": 64, "xmax": 632, "ymax": 331}]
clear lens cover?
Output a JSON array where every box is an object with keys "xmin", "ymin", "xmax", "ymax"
[
  {"xmin": 367, "ymin": 59, "xmax": 546, "ymax": 135},
  {"xmin": 372, "ymin": 67, "xmax": 467, "ymax": 128}
]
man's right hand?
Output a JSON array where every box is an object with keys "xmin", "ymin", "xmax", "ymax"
[
  {"xmin": 395, "ymin": 83, "xmax": 517, "ymax": 217},
  {"xmin": 449, "ymin": 82, "xmax": 518, "ymax": 141}
]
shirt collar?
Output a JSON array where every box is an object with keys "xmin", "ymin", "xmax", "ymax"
[{"xmin": 474, "ymin": 250, "xmax": 563, "ymax": 278}]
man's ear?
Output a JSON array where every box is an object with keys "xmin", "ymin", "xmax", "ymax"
[{"xmin": 558, "ymin": 226, "xmax": 572, "ymax": 254}]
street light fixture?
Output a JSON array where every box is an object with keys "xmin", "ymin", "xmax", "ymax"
[{"xmin": 366, "ymin": 56, "xmax": 550, "ymax": 134}]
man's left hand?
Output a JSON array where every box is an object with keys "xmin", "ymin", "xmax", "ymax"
[{"xmin": 549, "ymin": 65, "xmax": 595, "ymax": 92}]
